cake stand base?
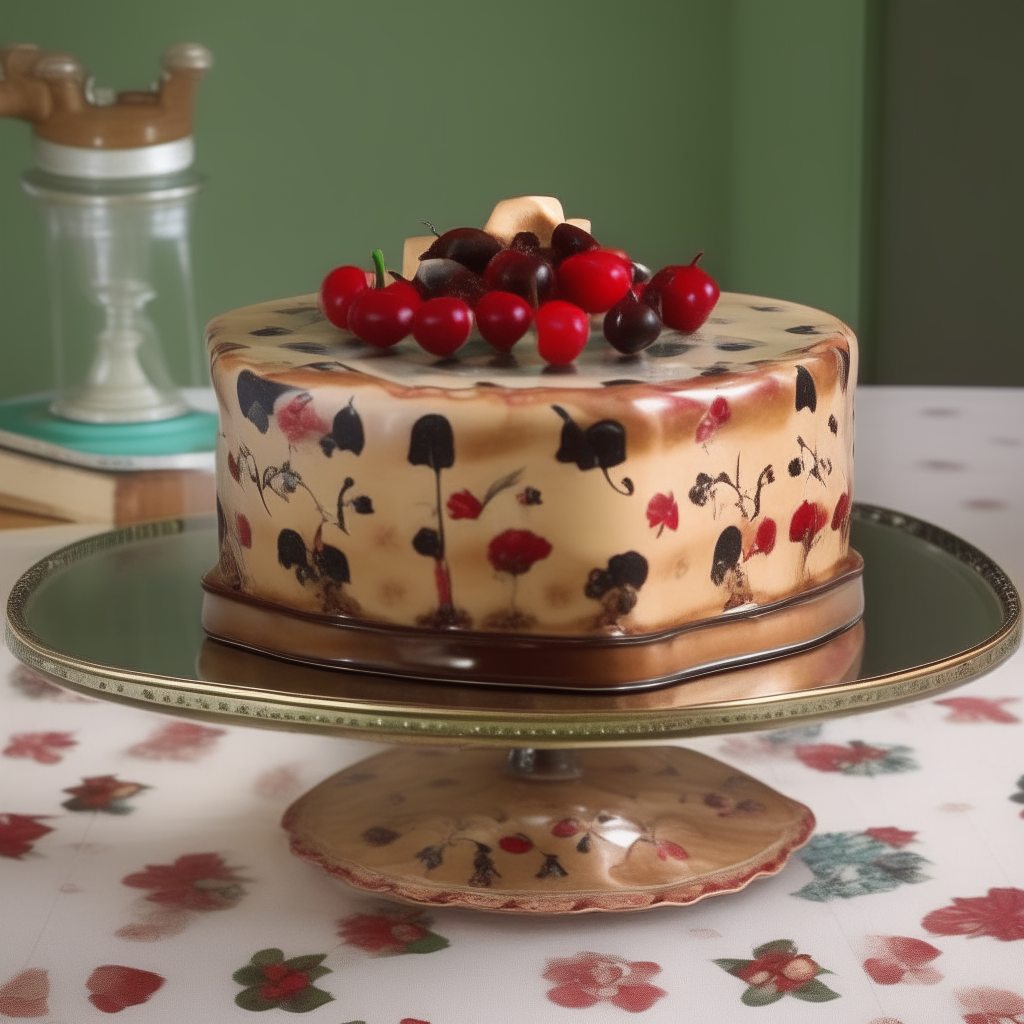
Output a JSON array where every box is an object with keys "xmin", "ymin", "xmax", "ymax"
[{"xmin": 282, "ymin": 745, "xmax": 814, "ymax": 914}]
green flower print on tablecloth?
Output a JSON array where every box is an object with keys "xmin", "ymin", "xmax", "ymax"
[
  {"xmin": 232, "ymin": 948, "xmax": 333, "ymax": 1013},
  {"xmin": 714, "ymin": 939, "xmax": 839, "ymax": 1006},
  {"xmin": 793, "ymin": 827, "xmax": 931, "ymax": 901}
]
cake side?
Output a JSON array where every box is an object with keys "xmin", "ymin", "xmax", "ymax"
[{"xmin": 206, "ymin": 291, "xmax": 857, "ymax": 641}]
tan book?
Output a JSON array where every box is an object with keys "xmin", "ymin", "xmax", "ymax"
[{"xmin": 0, "ymin": 446, "xmax": 214, "ymax": 526}]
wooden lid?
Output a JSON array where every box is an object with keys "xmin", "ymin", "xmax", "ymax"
[{"xmin": 0, "ymin": 42, "xmax": 212, "ymax": 150}]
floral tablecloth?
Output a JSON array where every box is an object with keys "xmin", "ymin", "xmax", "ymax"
[{"xmin": 1, "ymin": 386, "xmax": 1022, "ymax": 1024}]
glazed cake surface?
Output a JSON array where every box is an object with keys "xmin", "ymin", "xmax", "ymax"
[{"xmin": 203, "ymin": 291, "xmax": 858, "ymax": 687}]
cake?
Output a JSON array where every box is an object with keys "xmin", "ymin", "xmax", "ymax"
[{"xmin": 201, "ymin": 199, "xmax": 860, "ymax": 690}]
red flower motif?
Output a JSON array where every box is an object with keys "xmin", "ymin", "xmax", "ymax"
[
  {"xmin": 745, "ymin": 518, "xmax": 777, "ymax": 559},
  {"xmin": 795, "ymin": 741, "xmax": 889, "ymax": 772},
  {"xmin": 3, "ymin": 731, "xmax": 76, "ymax": 764},
  {"xmin": 499, "ymin": 834, "xmax": 534, "ymax": 854},
  {"xmin": 86, "ymin": 965, "xmax": 164, "ymax": 1013},
  {"xmin": 736, "ymin": 952, "xmax": 821, "ymax": 992},
  {"xmin": 235, "ymin": 512, "xmax": 252, "ymax": 548},
  {"xmin": 62, "ymin": 775, "xmax": 147, "ymax": 812},
  {"xmin": 655, "ymin": 840, "xmax": 689, "ymax": 861},
  {"xmin": 789, "ymin": 501, "xmax": 828, "ymax": 545},
  {"xmin": 122, "ymin": 853, "xmax": 247, "ymax": 911},
  {"xmin": 544, "ymin": 952, "xmax": 667, "ymax": 1012},
  {"xmin": 257, "ymin": 963, "xmax": 310, "ymax": 1001},
  {"xmin": 695, "ymin": 396, "xmax": 731, "ymax": 443},
  {"xmin": 277, "ymin": 393, "xmax": 326, "ymax": 443},
  {"xmin": 487, "ymin": 529, "xmax": 552, "ymax": 575},
  {"xmin": 227, "ymin": 451, "xmax": 241, "ymax": 482},
  {"xmin": 935, "ymin": 697, "xmax": 1020, "ymax": 723},
  {"xmin": 447, "ymin": 490, "xmax": 483, "ymax": 520},
  {"xmin": 923, "ymin": 887, "xmax": 1024, "ymax": 942},
  {"xmin": 0, "ymin": 813, "xmax": 53, "ymax": 859},
  {"xmin": 645, "ymin": 492, "xmax": 678, "ymax": 537},
  {"xmin": 865, "ymin": 827, "xmax": 918, "ymax": 848},
  {"xmin": 551, "ymin": 818, "xmax": 580, "ymax": 837},
  {"xmin": 863, "ymin": 935, "xmax": 942, "ymax": 986},
  {"xmin": 956, "ymin": 985, "xmax": 1024, "ymax": 1024},
  {"xmin": 127, "ymin": 721, "xmax": 226, "ymax": 761},
  {"xmin": 337, "ymin": 912, "xmax": 432, "ymax": 954},
  {"xmin": 831, "ymin": 491, "xmax": 851, "ymax": 531}
]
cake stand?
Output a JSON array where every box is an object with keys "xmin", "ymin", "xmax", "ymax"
[{"xmin": 6, "ymin": 505, "xmax": 1020, "ymax": 913}]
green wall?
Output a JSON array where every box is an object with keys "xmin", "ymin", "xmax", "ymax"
[{"xmin": 9, "ymin": 2, "xmax": 1011, "ymax": 399}]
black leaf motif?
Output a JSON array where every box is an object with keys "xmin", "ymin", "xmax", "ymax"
[
  {"xmin": 576, "ymin": 834, "xmax": 591, "ymax": 853},
  {"xmin": 688, "ymin": 472, "xmax": 714, "ymax": 507},
  {"xmin": 469, "ymin": 843, "xmax": 500, "ymax": 888},
  {"xmin": 786, "ymin": 324, "xmax": 820, "ymax": 335},
  {"xmin": 536, "ymin": 854, "xmax": 568, "ymax": 879},
  {"xmin": 716, "ymin": 341, "xmax": 755, "ymax": 352},
  {"xmin": 277, "ymin": 529, "xmax": 307, "ymax": 570},
  {"xmin": 313, "ymin": 545, "xmax": 350, "ymax": 583},
  {"xmin": 236, "ymin": 370, "xmax": 292, "ymax": 434},
  {"xmin": 751, "ymin": 304, "xmax": 783, "ymax": 312},
  {"xmin": 710, "ymin": 526, "xmax": 742, "ymax": 586},
  {"xmin": 700, "ymin": 363, "xmax": 730, "ymax": 377},
  {"xmin": 321, "ymin": 399, "xmax": 365, "ymax": 457},
  {"xmin": 250, "ymin": 326, "xmax": 292, "ymax": 337},
  {"xmin": 412, "ymin": 527, "xmax": 443, "ymax": 559},
  {"xmin": 584, "ymin": 569, "xmax": 615, "ymax": 600},
  {"xmin": 608, "ymin": 551, "xmax": 648, "ymax": 589},
  {"xmin": 280, "ymin": 340, "xmax": 329, "ymax": 354},
  {"xmin": 646, "ymin": 341, "xmax": 693, "ymax": 358},
  {"xmin": 601, "ymin": 379, "xmax": 644, "ymax": 387},
  {"xmin": 408, "ymin": 414, "xmax": 455, "ymax": 470},
  {"xmin": 828, "ymin": 414, "xmax": 838, "ymax": 435},
  {"xmin": 362, "ymin": 827, "xmax": 400, "ymax": 846},
  {"xmin": 552, "ymin": 406, "xmax": 632, "ymax": 495},
  {"xmin": 352, "ymin": 495, "xmax": 374, "ymax": 514},
  {"xmin": 788, "ymin": 457, "xmax": 803, "ymax": 477},
  {"xmin": 795, "ymin": 365, "xmax": 817, "ymax": 413},
  {"xmin": 416, "ymin": 845, "xmax": 444, "ymax": 870}
]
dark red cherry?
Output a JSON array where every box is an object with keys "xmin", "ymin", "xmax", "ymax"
[
  {"xmin": 484, "ymin": 249, "xmax": 555, "ymax": 308},
  {"xmin": 603, "ymin": 290, "xmax": 663, "ymax": 353},
  {"xmin": 550, "ymin": 222, "xmax": 600, "ymax": 261},
  {"xmin": 420, "ymin": 227, "xmax": 503, "ymax": 274},
  {"xmin": 414, "ymin": 259, "xmax": 488, "ymax": 306}
]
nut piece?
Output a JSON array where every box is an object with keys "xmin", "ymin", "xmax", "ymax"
[
  {"xmin": 402, "ymin": 235, "xmax": 435, "ymax": 280},
  {"xmin": 483, "ymin": 196, "xmax": 565, "ymax": 246}
]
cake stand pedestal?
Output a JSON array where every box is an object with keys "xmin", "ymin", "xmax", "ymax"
[{"xmin": 5, "ymin": 505, "xmax": 1019, "ymax": 914}]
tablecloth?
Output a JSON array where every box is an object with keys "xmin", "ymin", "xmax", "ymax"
[{"xmin": 1, "ymin": 386, "xmax": 1022, "ymax": 1024}]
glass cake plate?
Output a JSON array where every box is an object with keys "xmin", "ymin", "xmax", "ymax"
[{"xmin": 6, "ymin": 505, "xmax": 1020, "ymax": 914}]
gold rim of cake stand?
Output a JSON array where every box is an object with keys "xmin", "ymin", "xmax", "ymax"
[{"xmin": 5, "ymin": 504, "xmax": 1021, "ymax": 747}]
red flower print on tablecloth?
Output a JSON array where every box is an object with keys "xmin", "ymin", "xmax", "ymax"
[
  {"xmin": 956, "ymin": 986, "xmax": 1024, "ymax": 1024},
  {"xmin": 864, "ymin": 827, "xmax": 917, "ymax": 848},
  {"xmin": 714, "ymin": 939, "xmax": 839, "ymax": 1005},
  {"xmin": 127, "ymin": 721, "xmax": 226, "ymax": 761},
  {"xmin": 794, "ymin": 740, "xmax": 916, "ymax": 775},
  {"xmin": 337, "ymin": 907, "xmax": 449, "ymax": 956},
  {"xmin": 543, "ymin": 952, "xmax": 666, "ymax": 1012},
  {"xmin": 863, "ymin": 935, "xmax": 943, "ymax": 985},
  {"xmin": 86, "ymin": 965, "xmax": 164, "ymax": 1013},
  {"xmin": 233, "ymin": 948, "xmax": 333, "ymax": 1013},
  {"xmin": 0, "ymin": 813, "xmax": 53, "ymax": 859},
  {"xmin": 277, "ymin": 393, "xmax": 327, "ymax": 443},
  {"xmin": 3, "ymin": 731, "xmax": 76, "ymax": 764},
  {"xmin": 0, "ymin": 968, "xmax": 49, "ymax": 1017},
  {"xmin": 645, "ymin": 492, "xmax": 678, "ymax": 537},
  {"xmin": 8, "ymin": 665, "xmax": 92, "ymax": 702},
  {"xmin": 923, "ymin": 887, "xmax": 1024, "ymax": 942},
  {"xmin": 62, "ymin": 775, "xmax": 147, "ymax": 813},
  {"xmin": 935, "ymin": 697, "xmax": 1020, "ymax": 723}
]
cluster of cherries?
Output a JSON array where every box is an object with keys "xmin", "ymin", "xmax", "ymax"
[{"xmin": 318, "ymin": 223, "xmax": 720, "ymax": 366}]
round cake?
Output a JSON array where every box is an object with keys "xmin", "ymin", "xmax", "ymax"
[{"xmin": 202, "ymin": 257, "xmax": 860, "ymax": 690}]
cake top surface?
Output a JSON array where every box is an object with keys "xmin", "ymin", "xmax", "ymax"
[{"xmin": 208, "ymin": 291, "xmax": 853, "ymax": 393}]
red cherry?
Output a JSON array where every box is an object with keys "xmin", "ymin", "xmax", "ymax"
[
  {"xmin": 319, "ymin": 265, "xmax": 368, "ymax": 329},
  {"xmin": 558, "ymin": 250, "xmax": 633, "ymax": 313},
  {"xmin": 647, "ymin": 252, "xmax": 720, "ymax": 332},
  {"xmin": 475, "ymin": 290, "xmax": 534, "ymax": 351},
  {"xmin": 498, "ymin": 834, "xmax": 533, "ymax": 854},
  {"xmin": 535, "ymin": 301, "xmax": 589, "ymax": 365},
  {"xmin": 599, "ymin": 246, "xmax": 632, "ymax": 267},
  {"xmin": 347, "ymin": 283, "xmax": 419, "ymax": 348},
  {"xmin": 412, "ymin": 297, "xmax": 473, "ymax": 356}
]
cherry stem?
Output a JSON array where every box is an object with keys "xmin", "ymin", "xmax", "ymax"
[
  {"xmin": 689, "ymin": 250, "xmax": 705, "ymax": 267},
  {"xmin": 420, "ymin": 219, "xmax": 440, "ymax": 238},
  {"xmin": 371, "ymin": 249, "xmax": 387, "ymax": 290}
]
